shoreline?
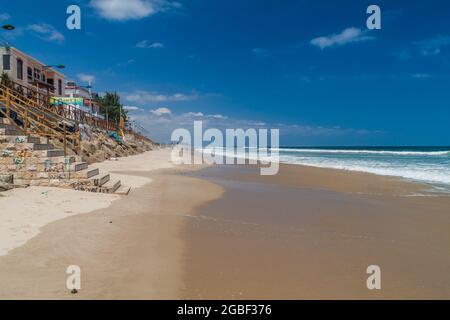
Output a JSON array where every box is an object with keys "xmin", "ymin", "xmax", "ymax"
[
  {"xmin": 0, "ymin": 152, "xmax": 449, "ymax": 299},
  {"xmin": 181, "ymin": 164, "xmax": 450, "ymax": 299},
  {"xmin": 248, "ymin": 162, "xmax": 435, "ymax": 196}
]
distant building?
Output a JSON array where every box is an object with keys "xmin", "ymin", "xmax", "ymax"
[
  {"xmin": 0, "ymin": 46, "xmax": 65, "ymax": 96},
  {"xmin": 60, "ymin": 80, "xmax": 101, "ymax": 116},
  {"xmin": 65, "ymin": 80, "xmax": 91, "ymax": 99}
]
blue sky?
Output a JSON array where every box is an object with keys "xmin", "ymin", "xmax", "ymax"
[{"xmin": 1, "ymin": 0, "xmax": 450, "ymax": 145}]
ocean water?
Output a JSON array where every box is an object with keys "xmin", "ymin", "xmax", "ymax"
[
  {"xmin": 275, "ymin": 147, "xmax": 450, "ymax": 191},
  {"xmin": 199, "ymin": 146, "xmax": 450, "ymax": 191}
]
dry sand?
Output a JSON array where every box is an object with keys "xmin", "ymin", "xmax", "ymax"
[
  {"xmin": 0, "ymin": 149, "xmax": 172, "ymax": 258},
  {"xmin": 0, "ymin": 148, "xmax": 222, "ymax": 299},
  {"xmin": 0, "ymin": 187, "xmax": 119, "ymax": 257}
]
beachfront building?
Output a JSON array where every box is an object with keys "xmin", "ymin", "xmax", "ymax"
[
  {"xmin": 0, "ymin": 46, "xmax": 65, "ymax": 96},
  {"xmin": 0, "ymin": 46, "xmax": 111, "ymax": 126},
  {"xmin": 62, "ymin": 81, "xmax": 101, "ymax": 117},
  {"xmin": 65, "ymin": 80, "xmax": 91, "ymax": 99}
]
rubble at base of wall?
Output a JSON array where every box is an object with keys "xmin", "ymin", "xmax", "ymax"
[
  {"xmin": 0, "ymin": 174, "xmax": 14, "ymax": 191},
  {"xmin": 53, "ymin": 126, "xmax": 154, "ymax": 164}
]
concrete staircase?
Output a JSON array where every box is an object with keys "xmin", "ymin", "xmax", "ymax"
[{"xmin": 0, "ymin": 117, "xmax": 129, "ymax": 195}]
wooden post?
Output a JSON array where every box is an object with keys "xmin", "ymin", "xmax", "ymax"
[
  {"xmin": 105, "ymin": 105, "xmax": 109, "ymax": 131},
  {"xmin": 63, "ymin": 122, "xmax": 67, "ymax": 157},
  {"xmin": 24, "ymin": 108, "xmax": 28, "ymax": 135},
  {"xmin": 36, "ymin": 82, "xmax": 40, "ymax": 105},
  {"xmin": 5, "ymin": 87, "xmax": 10, "ymax": 117},
  {"xmin": 78, "ymin": 127, "xmax": 81, "ymax": 155},
  {"xmin": 119, "ymin": 116, "xmax": 125, "ymax": 130}
]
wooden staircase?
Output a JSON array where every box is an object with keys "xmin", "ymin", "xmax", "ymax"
[
  {"xmin": 0, "ymin": 79, "xmax": 148, "ymax": 195},
  {"xmin": 0, "ymin": 82, "xmax": 80, "ymax": 154},
  {"xmin": 0, "ymin": 117, "xmax": 127, "ymax": 194}
]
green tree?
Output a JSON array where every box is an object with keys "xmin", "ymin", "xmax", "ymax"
[
  {"xmin": 0, "ymin": 72, "xmax": 13, "ymax": 88},
  {"xmin": 95, "ymin": 92, "xmax": 128, "ymax": 124}
]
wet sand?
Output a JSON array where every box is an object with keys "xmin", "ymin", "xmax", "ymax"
[{"xmin": 181, "ymin": 164, "xmax": 450, "ymax": 299}]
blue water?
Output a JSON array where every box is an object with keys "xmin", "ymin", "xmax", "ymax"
[{"xmin": 276, "ymin": 147, "xmax": 450, "ymax": 191}]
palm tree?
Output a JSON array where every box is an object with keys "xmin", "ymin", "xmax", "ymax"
[{"xmin": 95, "ymin": 92, "xmax": 128, "ymax": 124}]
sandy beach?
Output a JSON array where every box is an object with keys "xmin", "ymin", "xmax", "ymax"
[
  {"xmin": 182, "ymin": 164, "xmax": 450, "ymax": 299},
  {"xmin": 0, "ymin": 150, "xmax": 449, "ymax": 299},
  {"xmin": 0, "ymin": 149, "xmax": 171, "ymax": 258},
  {"xmin": 0, "ymin": 148, "xmax": 222, "ymax": 299},
  {"xmin": 1, "ymin": 0, "xmax": 450, "ymax": 305}
]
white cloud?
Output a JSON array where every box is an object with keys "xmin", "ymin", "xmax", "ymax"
[
  {"xmin": 310, "ymin": 27, "xmax": 373, "ymax": 49},
  {"xmin": 180, "ymin": 112, "xmax": 228, "ymax": 120},
  {"xmin": 28, "ymin": 23, "xmax": 65, "ymax": 43},
  {"xmin": 123, "ymin": 105, "xmax": 142, "ymax": 111},
  {"xmin": 150, "ymin": 107, "xmax": 172, "ymax": 116},
  {"xmin": 126, "ymin": 107, "xmax": 373, "ymax": 143},
  {"xmin": 0, "ymin": 13, "xmax": 10, "ymax": 22},
  {"xmin": 90, "ymin": 0, "xmax": 180, "ymax": 21},
  {"xmin": 125, "ymin": 90, "xmax": 198, "ymax": 104},
  {"xmin": 77, "ymin": 73, "xmax": 96, "ymax": 83},
  {"xmin": 208, "ymin": 114, "xmax": 227, "ymax": 119},
  {"xmin": 136, "ymin": 40, "xmax": 164, "ymax": 48},
  {"xmin": 184, "ymin": 112, "xmax": 204, "ymax": 117},
  {"xmin": 414, "ymin": 35, "xmax": 450, "ymax": 56}
]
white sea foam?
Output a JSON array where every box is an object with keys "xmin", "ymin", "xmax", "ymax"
[
  {"xmin": 199, "ymin": 147, "xmax": 450, "ymax": 188},
  {"xmin": 278, "ymin": 155, "xmax": 450, "ymax": 186},
  {"xmin": 273, "ymin": 148, "xmax": 450, "ymax": 156}
]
